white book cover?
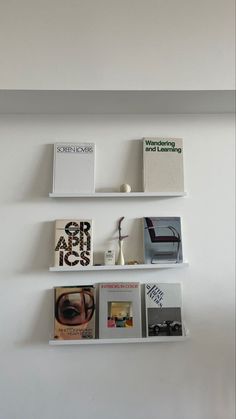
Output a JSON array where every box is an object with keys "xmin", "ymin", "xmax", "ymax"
[
  {"xmin": 53, "ymin": 142, "xmax": 95, "ymax": 193},
  {"xmin": 145, "ymin": 283, "xmax": 183, "ymax": 337},
  {"xmin": 54, "ymin": 219, "xmax": 93, "ymax": 267},
  {"xmin": 99, "ymin": 283, "xmax": 142, "ymax": 339},
  {"xmin": 143, "ymin": 138, "xmax": 184, "ymax": 192}
]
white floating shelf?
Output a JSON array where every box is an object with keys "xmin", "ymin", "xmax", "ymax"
[
  {"xmin": 49, "ymin": 262, "xmax": 188, "ymax": 272},
  {"xmin": 49, "ymin": 192, "xmax": 186, "ymax": 198},
  {"xmin": 0, "ymin": 90, "xmax": 234, "ymax": 114},
  {"xmin": 49, "ymin": 335, "xmax": 189, "ymax": 345}
]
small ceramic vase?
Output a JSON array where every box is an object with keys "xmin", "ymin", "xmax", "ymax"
[{"xmin": 117, "ymin": 240, "xmax": 125, "ymax": 265}]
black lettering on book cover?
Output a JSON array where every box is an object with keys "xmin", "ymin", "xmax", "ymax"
[{"xmin": 55, "ymin": 221, "xmax": 91, "ymax": 266}]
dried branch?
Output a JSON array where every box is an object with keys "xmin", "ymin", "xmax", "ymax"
[{"xmin": 118, "ymin": 217, "xmax": 129, "ymax": 241}]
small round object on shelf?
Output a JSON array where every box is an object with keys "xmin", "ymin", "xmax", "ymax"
[{"xmin": 120, "ymin": 183, "xmax": 131, "ymax": 193}]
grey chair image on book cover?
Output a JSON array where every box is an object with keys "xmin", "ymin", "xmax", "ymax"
[{"xmin": 144, "ymin": 217, "xmax": 182, "ymax": 263}]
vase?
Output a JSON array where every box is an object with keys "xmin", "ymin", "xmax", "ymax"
[{"xmin": 117, "ymin": 240, "xmax": 125, "ymax": 265}]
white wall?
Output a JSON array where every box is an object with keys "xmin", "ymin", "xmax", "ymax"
[
  {"xmin": 0, "ymin": 0, "xmax": 235, "ymax": 90},
  {"xmin": 0, "ymin": 113, "xmax": 234, "ymax": 419}
]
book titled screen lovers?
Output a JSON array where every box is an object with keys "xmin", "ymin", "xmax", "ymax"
[
  {"xmin": 53, "ymin": 142, "xmax": 95, "ymax": 194},
  {"xmin": 145, "ymin": 283, "xmax": 183, "ymax": 337},
  {"xmin": 143, "ymin": 137, "xmax": 184, "ymax": 192},
  {"xmin": 53, "ymin": 286, "xmax": 96, "ymax": 340},
  {"xmin": 54, "ymin": 219, "xmax": 93, "ymax": 267},
  {"xmin": 143, "ymin": 216, "xmax": 183, "ymax": 264},
  {"xmin": 99, "ymin": 283, "xmax": 142, "ymax": 339}
]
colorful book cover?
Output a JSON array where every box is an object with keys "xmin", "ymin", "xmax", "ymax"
[
  {"xmin": 99, "ymin": 283, "xmax": 142, "ymax": 339},
  {"xmin": 54, "ymin": 219, "xmax": 93, "ymax": 267},
  {"xmin": 145, "ymin": 283, "xmax": 183, "ymax": 337},
  {"xmin": 53, "ymin": 142, "xmax": 95, "ymax": 193},
  {"xmin": 143, "ymin": 137, "xmax": 184, "ymax": 192},
  {"xmin": 143, "ymin": 217, "xmax": 183, "ymax": 264},
  {"xmin": 53, "ymin": 286, "xmax": 96, "ymax": 340}
]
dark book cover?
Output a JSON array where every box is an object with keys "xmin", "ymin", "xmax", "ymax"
[{"xmin": 143, "ymin": 217, "xmax": 183, "ymax": 264}]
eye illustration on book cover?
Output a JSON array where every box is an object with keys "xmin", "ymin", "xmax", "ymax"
[
  {"xmin": 143, "ymin": 217, "xmax": 183, "ymax": 264},
  {"xmin": 54, "ymin": 219, "xmax": 93, "ymax": 267},
  {"xmin": 54, "ymin": 286, "xmax": 95, "ymax": 340},
  {"xmin": 145, "ymin": 283, "xmax": 183, "ymax": 337}
]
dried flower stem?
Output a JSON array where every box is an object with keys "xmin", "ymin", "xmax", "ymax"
[{"xmin": 118, "ymin": 217, "xmax": 129, "ymax": 241}]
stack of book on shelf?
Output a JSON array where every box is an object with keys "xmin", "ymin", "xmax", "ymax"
[{"xmin": 52, "ymin": 282, "xmax": 184, "ymax": 341}]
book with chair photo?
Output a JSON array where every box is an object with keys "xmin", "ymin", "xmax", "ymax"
[{"xmin": 143, "ymin": 217, "xmax": 183, "ymax": 264}]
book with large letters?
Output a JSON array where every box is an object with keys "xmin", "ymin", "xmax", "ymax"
[
  {"xmin": 53, "ymin": 285, "xmax": 96, "ymax": 340},
  {"xmin": 53, "ymin": 142, "xmax": 95, "ymax": 194},
  {"xmin": 143, "ymin": 137, "xmax": 184, "ymax": 192},
  {"xmin": 54, "ymin": 219, "xmax": 93, "ymax": 267},
  {"xmin": 145, "ymin": 283, "xmax": 183, "ymax": 337}
]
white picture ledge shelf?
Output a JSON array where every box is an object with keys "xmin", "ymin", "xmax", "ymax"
[
  {"xmin": 49, "ymin": 334, "xmax": 189, "ymax": 346},
  {"xmin": 49, "ymin": 192, "xmax": 186, "ymax": 198},
  {"xmin": 49, "ymin": 262, "xmax": 188, "ymax": 272}
]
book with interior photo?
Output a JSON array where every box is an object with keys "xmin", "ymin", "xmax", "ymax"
[
  {"xmin": 145, "ymin": 283, "xmax": 183, "ymax": 337},
  {"xmin": 52, "ymin": 142, "xmax": 95, "ymax": 194},
  {"xmin": 53, "ymin": 286, "xmax": 96, "ymax": 340},
  {"xmin": 143, "ymin": 216, "xmax": 183, "ymax": 264},
  {"xmin": 99, "ymin": 283, "xmax": 142, "ymax": 339},
  {"xmin": 54, "ymin": 219, "xmax": 93, "ymax": 267},
  {"xmin": 143, "ymin": 137, "xmax": 184, "ymax": 192}
]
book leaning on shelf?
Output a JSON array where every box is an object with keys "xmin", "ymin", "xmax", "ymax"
[
  {"xmin": 143, "ymin": 137, "xmax": 184, "ymax": 192},
  {"xmin": 145, "ymin": 283, "xmax": 183, "ymax": 337},
  {"xmin": 53, "ymin": 286, "xmax": 96, "ymax": 340},
  {"xmin": 99, "ymin": 283, "xmax": 142, "ymax": 339},
  {"xmin": 54, "ymin": 219, "xmax": 93, "ymax": 267},
  {"xmin": 143, "ymin": 216, "xmax": 183, "ymax": 264},
  {"xmin": 52, "ymin": 142, "xmax": 95, "ymax": 194}
]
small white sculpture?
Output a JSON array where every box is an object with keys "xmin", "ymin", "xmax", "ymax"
[{"xmin": 120, "ymin": 183, "xmax": 131, "ymax": 193}]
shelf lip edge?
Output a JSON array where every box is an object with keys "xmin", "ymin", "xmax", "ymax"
[
  {"xmin": 49, "ymin": 335, "xmax": 190, "ymax": 345},
  {"xmin": 49, "ymin": 192, "xmax": 187, "ymax": 198},
  {"xmin": 49, "ymin": 262, "xmax": 189, "ymax": 272}
]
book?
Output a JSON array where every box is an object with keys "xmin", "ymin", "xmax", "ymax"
[
  {"xmin": 52, "ymin": 142, "xmax": 95, "ymax": 194},
  {"xmin": 53, "ymin": 286, "xmax": 96, "ymax": 340},
  {"xmin": 143, "ymin": 216, "xmax": 183, "ymax": 264},
  {"xmin": 145, "ymin": 283, "xmax": 183, "ymax": 337},
  {"xmin": 143, "ymin": 137, "xmax": 184, "ymax": 192},
  {"xmin": 54, "ymin": 219, "xmax": 93, "ymax": 267},
  {"xmin": 99, "ymin": 283, "xmax": 142, "ymax": 339}
]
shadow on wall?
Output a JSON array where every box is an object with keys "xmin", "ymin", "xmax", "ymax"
[
  {"xmin": 18, "ymin": 221, "xmax": 54, "ymax": 274},
  {"xmin": 23, "ymin": 143, "xmax": 53, "ymax": 202},
  {"xmin": 96, "ymin": 139, "xmax": 143, "ymax": 192},
  {"xmin": 16, "ymin": 289, "xmax": 53, "ymax": 346},
  {"xmin": 4, "ymin": 143, "xmax": 53, "ymax": 203}
]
